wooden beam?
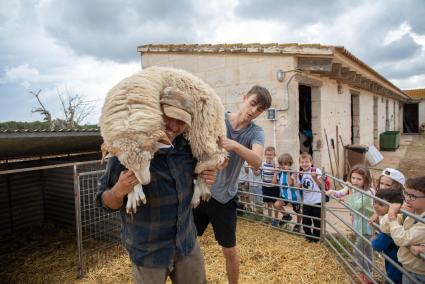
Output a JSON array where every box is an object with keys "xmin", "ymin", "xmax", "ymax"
[{"xmin": 297, "ymin": 57, "xmax": 333, "ymax": 72}]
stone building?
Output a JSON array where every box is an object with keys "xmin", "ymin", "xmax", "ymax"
[{"xmin": 137, "ymin": 43, "xmax": 409, "ymax": 175}]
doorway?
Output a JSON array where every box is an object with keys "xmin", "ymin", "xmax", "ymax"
[
  {"xmin": 299, "ymin": 85, "xmax": 313, "ymax": 155},
  {"xmin": 351, "ymin": 93, "xmax": 360, "ymax": 144},
  {"xmin": 373, "ymin": 97, "xmax": 378, "ymax": 146},
  {"xmin": 403, "ymin": 103, "xmax": 419, "ymax": 133}
]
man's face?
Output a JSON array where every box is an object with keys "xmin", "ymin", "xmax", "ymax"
[
  {"xmin": 164, "ymin": 115, "xmax": 188, "ymax": 142},
  {"xmin": 240, "ymin": 94, "xmax": 265, "ymax": 122}
]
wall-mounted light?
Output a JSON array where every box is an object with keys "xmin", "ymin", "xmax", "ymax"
[{"xmin": 276, "ymin": 69, "xmax": 285, "ymax": 82}]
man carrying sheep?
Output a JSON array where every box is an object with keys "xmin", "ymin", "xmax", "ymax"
[
  {"xmin": 96, "ymin": 88, "xmax": 217, "ymax": 284},
  {"xmin": 193, "ymin": 85, "xmax": 272, "ymax": 284}
]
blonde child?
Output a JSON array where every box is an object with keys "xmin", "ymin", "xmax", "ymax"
[
  {"xmin": 380, "ymin": 176, "xmax": 425, "ymax": 284},
  {"xmin": 261, "ymin": 146, "xmax": 280, "ymax": 226},
  {"xmin": 298, "ymin": 152, "xmax": 323, "ymax": 242},
  {"xmin": 273, "ymin": 153, "xmax": 302, "ymax": 232},
  {"xmin": 326, "ymin": 164, "xmax": 375, "ymax": 283}
]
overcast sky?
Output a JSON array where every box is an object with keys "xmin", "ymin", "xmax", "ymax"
[{"xmin": 1, "ymin": 0, "xmax": 424, "ymax": 124}]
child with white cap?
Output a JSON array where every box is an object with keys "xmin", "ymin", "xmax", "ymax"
[
  {"xmin": 377, "ymin": 168, "xmax": 406, "ymax": 192},
  {"xmin": 369, "ymin": 168, "xmax": 406, "ymax": 225}
]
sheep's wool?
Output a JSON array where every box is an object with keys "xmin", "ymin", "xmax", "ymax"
[{"xmin": 100, "ymin": 66, "xmax": 227, "ymax": 186}]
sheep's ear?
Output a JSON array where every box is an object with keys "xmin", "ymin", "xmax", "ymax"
[{"xmin": 199, "ymin": 95, "xmax": 209, "ymax": 103}]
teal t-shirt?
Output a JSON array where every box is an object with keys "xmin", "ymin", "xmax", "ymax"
[{"xmin": 211, "ymin": 112, "xmax": 265, "ymax": 204}]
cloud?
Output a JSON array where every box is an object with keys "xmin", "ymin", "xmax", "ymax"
[{"xmin": 39, "ymin": 0, "xmax": 205, "ymax": 61}]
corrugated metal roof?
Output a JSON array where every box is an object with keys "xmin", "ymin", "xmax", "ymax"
[
  {"xmin": 0, "ymin": 128, "xmax": 100, "ymax": 133},
  {"xmin": 0, "ymin": 130, "xmax": 102, "ymax": 160},
  {"xmin": 404, "ymin": 88, "xmax": 425, "ymax": 99},
  {"xmin": 138, "ymin": 43, "xmax": 408, "ymax": 100}
]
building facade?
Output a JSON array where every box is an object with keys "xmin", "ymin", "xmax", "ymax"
[{"xmin": 137, "ymin": 44, "xmax": 409, "ymax": 175}]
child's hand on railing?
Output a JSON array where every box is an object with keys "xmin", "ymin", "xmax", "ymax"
[
  {"xmin": 401, "ymin": 202, "xmax": 415, "ymax": 213},
  {"xmin": 368, "ymin": 212, "xmax": 379, "ymax": 225},
  {"xmin": 388, "ymin": 203, "xmax": 402, "ymax": 221}
]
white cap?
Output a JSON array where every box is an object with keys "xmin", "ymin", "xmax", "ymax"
[{"xmin": 381, "ymin": 168, "xmax": 406, "ymax": 186}]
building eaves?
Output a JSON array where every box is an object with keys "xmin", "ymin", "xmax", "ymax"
[
  {"xmin": 138, "ymin": 43, "xmax": 408, "ymax": 101},
  {"xmin": 404, "ymin": 88, "xmax": 425, "ymax": 99}
]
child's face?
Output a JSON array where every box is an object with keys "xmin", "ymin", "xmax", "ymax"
[
  {"xmin": 379, "ymin": 176, "xmax": 394, "ymax": 190},
  {"xmin": 403, "ymin": 187, "xmax": 425, "ymax": 213},
  {"xmin": 299, "ymin": 158, "xmax": 312, "ymax": 171},
  {"xmin": 279, "ymin": 163, "xmax": 291, "ymax": 170},
  {"xmin": 264, "ymin": 150, "xmax": 275, "ymax": 163},
  {"xmin": 373, "ymin": 200, "xmax": 389, "ymax": 216},
  {"xmin": 350, "ymin": 173, "xmax": 365, "ymax": 189}
]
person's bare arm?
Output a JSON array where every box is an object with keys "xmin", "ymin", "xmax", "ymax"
[
  {"xmin": 219, "ymin": 136, "xmax": 263, "ymax": 169},
  {"xmin": 102, "ymin": 170, "xmax": 138, "ymax": 209}
]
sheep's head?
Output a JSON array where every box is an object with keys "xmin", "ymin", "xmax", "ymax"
[{"xmin": 101, "ymin": 130, "xmax": 172, "ymax": 185}]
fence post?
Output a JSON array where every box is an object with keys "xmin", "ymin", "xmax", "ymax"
[
  {"xmin": 320, "ymin": 167, "xmax": 326, "ymax": 243},
  {"xmin": 73, "ymin": 164, "xmax": 85, "ymax": 278}
]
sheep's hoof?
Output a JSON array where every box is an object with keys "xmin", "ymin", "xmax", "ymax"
[
  {"xmin": 191, "ymin": 199, "xmax": 200, "ymax": 208},
  {"xmin": 201, "ymin": 192, "xmax": 211, "ymax": 202}
]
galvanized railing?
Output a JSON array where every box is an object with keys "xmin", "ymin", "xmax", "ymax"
[{"xmin": 236, "ymin": 166, "xmax": 425, "ymax": 284}]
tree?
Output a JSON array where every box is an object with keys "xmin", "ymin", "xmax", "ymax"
[
  {"xmin": 30, "ymin": 89, "xmax": 95, "ymax": 130},
  {"xmin": 58, "ymin": 91, "xmax": 95, "ymax": 128},
  {"xmin": 30, "ymin": 89, "xmax": 53, "ymax": 129}
]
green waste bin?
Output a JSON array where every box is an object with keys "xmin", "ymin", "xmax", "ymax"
[{"xmin": 379, "ymin": 131, "xmax": 400, "ymax": 151}]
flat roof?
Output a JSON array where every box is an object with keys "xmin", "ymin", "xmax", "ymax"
[{"xmin": 0, "ymin": 129, "xmax": 102, "ymax": 160}]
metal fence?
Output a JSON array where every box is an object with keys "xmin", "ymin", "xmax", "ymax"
[
  {"xmin": 73, "ymin": 162, "xmax": 123, "ymax": 277},
  {"xmin": 236, "ymin": 166, "xmax": 425, "ymax": 284}
]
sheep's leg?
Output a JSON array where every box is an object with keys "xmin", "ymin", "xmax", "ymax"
[
  {"xmin": 191, "ymin": 176, "xmax": 211, "ymax": 208},
  {"xmin": 126, "ymin": 184, "xmax": 146, "ymax": 214}
]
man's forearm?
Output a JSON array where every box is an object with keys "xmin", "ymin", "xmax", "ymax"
[
  {"xmin": 102, "ymin": 185, "xmax": 126, "ymax": 209},
  {"xmin": 233, "ymin": 144, "xmax": 262, "ymax": 169}
]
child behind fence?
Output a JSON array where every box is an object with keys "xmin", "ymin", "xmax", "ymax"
[
  {"xmin": 326, "ymin": 164, "xmax": 375, "ymax": 283},
  {"xmin": 298, "ymin": 152, "xmax": 323, "ymax": 242},
  {"xmin": 273, "ymin": 153, "xmax": 302, "ymax": 232},
  {"xmin": 380, "ymin": 176, "xmax": 425, "ymax": 284},
  {"xmin": 261, "ymin": 146, "xmax": 280, "ymax": 225},
  {"xmin": 371, "ymin": 188, "xmax": 404, "ymax": 284}
]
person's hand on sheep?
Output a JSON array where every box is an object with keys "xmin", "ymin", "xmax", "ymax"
[
  {"xmin": 218, "ymin": 136, "xmax": 239, "ymax": 151},
  {"xmin": 200, "ymin": 167, "xmax": 218, "ymax": 186},
  {"xmin": 114, "ymin": 170, "xmax": 140, "ymax": 198}
]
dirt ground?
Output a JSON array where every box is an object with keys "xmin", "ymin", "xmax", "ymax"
[{"xmin": 397, "ymin": 134, "xmax": 425, "ymax": 179}]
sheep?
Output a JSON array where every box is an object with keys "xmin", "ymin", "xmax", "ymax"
[{"xmin": 99, "ymin": 66, "xmax": 227, "ymax": 214}]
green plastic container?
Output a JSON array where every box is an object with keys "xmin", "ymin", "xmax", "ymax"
[{"xmin": 379, "ymin": 131, "xmax": 400, "ymax": 151}]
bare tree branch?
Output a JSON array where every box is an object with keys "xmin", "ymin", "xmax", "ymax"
[{"xmin": 30, "ymin": 89, "xmax": 53, "ymax": 130}]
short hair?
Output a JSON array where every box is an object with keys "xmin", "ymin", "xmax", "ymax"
[
  {"xmin": 299, "ymin": 152, "xmax": 313, "ymax": 162},
  {"xmin": 375, "ymin": 188, "xmax": 404, "ymax": 204},
  {"xmin": 246, "ymin": 85, "xmax": 272, "ymax": 111},
  {"xmin": 349, "ymin": 164, "xmax": 372, "ymax": 190},
  {"xmin": 265, "ymin": 146, "xmax": 275, "ymax": 153},
  {"xmin": 278, "ymin": 153, "xmax": 293, "ymax": 166},
  {"xmin": 405, "ymin": 176, "xmax": 425, "ymax": 194}
]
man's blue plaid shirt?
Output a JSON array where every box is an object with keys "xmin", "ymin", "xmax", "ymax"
[{"xmin": 96, "ymin": 135, "xmax": 197, "ymax": 268}]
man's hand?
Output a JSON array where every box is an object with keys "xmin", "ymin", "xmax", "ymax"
[
  {"xmin": 114, "ymin": 170, "xmax": 139, "ymax": 198},
  {"xmin": 200, "ymin": 167, "xmax": 218, "ymax": 186},
  {"xmin": 219, "ymin": 136, "xmax": 239, "ymax": 151},
  {"xmin": 388, "ymin": 203, "xmax": 402, "ymax": 221}
]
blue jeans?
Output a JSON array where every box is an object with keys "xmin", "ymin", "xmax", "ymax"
[{"xmin": 402, "ymin": 271, "xmax": 425, "ymax": 284}]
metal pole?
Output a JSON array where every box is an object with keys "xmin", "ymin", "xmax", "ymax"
[
  {"xmin": 320, "ymin": 168, "xmax": 326, "ymax": 243},
  {"xmin": 73, "ymin": 164, "xmax": 85, "ymax": 278}
]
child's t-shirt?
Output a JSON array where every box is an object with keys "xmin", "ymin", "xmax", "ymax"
[
  {"xmin": 298, "ymin": 168, "xmax": 322, "ymax": 204},
  {"xmin": 277, "ymin": 171, "xmax": 299, "ymax": 202},
  {"xmin": 261, "ymin": 161, "xmax": 275, "ymax": 188}
]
